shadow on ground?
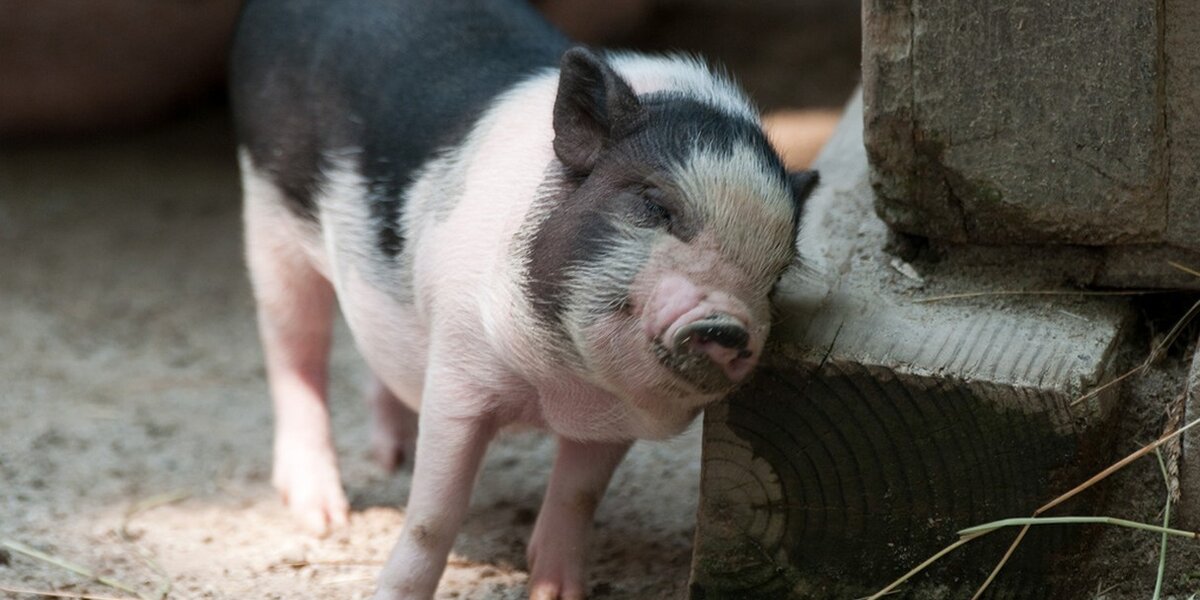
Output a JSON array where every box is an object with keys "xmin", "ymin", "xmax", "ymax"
[{"xmin": 0, "ymin": 112, "xmax": 704, "ymax": 600}]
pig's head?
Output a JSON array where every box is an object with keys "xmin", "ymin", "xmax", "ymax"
[{"xmin": 521, "ymin": 47, "xmax": 818, "ymax": 422}]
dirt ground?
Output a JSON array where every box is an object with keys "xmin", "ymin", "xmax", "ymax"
[
  {"xmin": 6, "ymin": 0, "xmax": 1200, "ymax": 597},
  {"xmin": 0, "ymin": 110, "xmax": 708, "ymax": 600},
  {"xmin": 0, "ymin": 2, "xmax": 861, "ymax": 599},
  {"xmin": 1059, "ymin": 322, "xmax": 1200, "ymax": 600}
]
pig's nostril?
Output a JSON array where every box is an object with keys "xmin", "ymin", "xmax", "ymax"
[
  {"xmin": 695, "ymin": 324, "xmax": 749, "ymax": 349},
  {"xmin": 673, "ymin": 315, "xmax": 750, "ymax": 352},
  {"xmin": 665, "ymin": 314, "xmax": 758, "ymax": 387}
]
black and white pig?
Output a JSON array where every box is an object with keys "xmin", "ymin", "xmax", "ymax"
[{"xmin": 230, "ymin": 0, "xmax": 818, "ymax": 597}]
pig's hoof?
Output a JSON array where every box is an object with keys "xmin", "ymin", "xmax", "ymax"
[
  {"xmin": 368, "ymin": 386, "xmax": 417, "ymax": 472},
  {"xmin": 272, "ymin": 457, "xmax": 350, "ymax": 536},
  {"xmin": 529, "ymin": 580, "xmax": 586, "ymax": 600},
  {"xmin": 278, "ymin": 480, "xmax": 350, "ymax": 536},
  {"xmin": 370, "ymin": 432, "xmax": 414, "ymax": 472},
  {"xmin": 527, "ymin": 546, "xmax": 586, "ymax": 600}
]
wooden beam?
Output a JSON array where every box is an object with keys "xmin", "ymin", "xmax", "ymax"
[{"xmin": 690, "ymin": 92, "xmax": 1133, "ymax": 599}]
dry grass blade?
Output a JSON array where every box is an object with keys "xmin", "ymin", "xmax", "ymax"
[
  {"xmin": 1164, "ymin": 389, "xmax": 1186, "ymax": 504},
  {"xmin": 1168, "ymin": 261, "xmax": 1200, "ymax": 279},
  {"xmin": 271, "ymin": 559, "xmax": 385, "ymax": 570},
  {"xmin": 0, "ymin": 584, "xmax": 141, "ymax": 600},
  {"xmin": 1067, "ymin": 365, "xmax": 1143, "ymax": 409},
  {"xmin": 319, "ymin": 575, "xmax": 377, "ymax": 586},
  {"xmin": 121, "ymin": 490, "xmax": 190, "ymax": 534},
  {"xmin": 1071, "ymin": 298, "xmax": 1200, "ymax": 408},
  {"xmin": 853, "ymin": 588, "xmax": 903, "ymax": 600},
  {"xmin": 1145, "ymin": 299, "xmax": 1200, "ymax": 365},
  {"xmin": 864, "ymin": 532, "xmax": 989, "ymax": 600},
  {"xmin": 970, "ymin": 415, "xmax": 1200, "ymax": 598},
  {"xmin": 1152, "ymin": 448, "xmax": 1172, "ymax": 600},
  {"xmin": 956, "ymin": 516, "xmax": 1197, "ymax": 539},
  {"xmin": 969, "ymin": 525, "xmax": 1029, "ymax": 600},
  {"xmin": 869, "ymin": 414, "xmax": 1200, "ymax": 600},
  {"xmin": 961, "ymin": 512, "xmax": 1198, "ymax": 598},
  {"xmin": 921, "ymin": 259, "xmax": 1196, "ymax": 307},
  {"xmin": 1040, "ymin": 415, "xmax": 1200, "ymax": 516},
  {"xmin": 914, "ymin": 289, "xmax": 1166, "ymax": 304},
  {"xmin": 0, "ymin": 539, "xmax": 149, "ymax": 600}
]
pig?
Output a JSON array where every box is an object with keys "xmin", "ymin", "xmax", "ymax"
[{"xmin": 229, "ymin": 0, "xmax": 818, "ymax": 598}]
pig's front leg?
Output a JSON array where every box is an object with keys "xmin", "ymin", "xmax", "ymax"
[
  {"xmin": 528, "ymin": 438, "xmax": 632, "ymax": 600},
  {"xmin": 373, "ymin": 381, "xmax": 497, "ymax": 599}
]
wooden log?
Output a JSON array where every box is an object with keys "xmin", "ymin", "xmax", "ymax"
[{"xmin": 690, "ymin": 92, "xmax": 1133, "ymax": 599}]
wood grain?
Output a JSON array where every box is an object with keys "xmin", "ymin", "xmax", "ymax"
[{"xmin": 691, "ymin": 92, "xmax": 1131, "ymax": 599}]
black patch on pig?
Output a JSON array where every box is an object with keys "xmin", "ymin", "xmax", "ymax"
[
  {"xmin": 523, "ymin": 56, "xmax": 796, "ymax": 328},
  {"xmin": 552, "ymin": 47, "xmax": 642, "ymax": 174},
  {"xmin": 365, "ymin": 175, "xmax": 404, "ymax": 258},
  {"xmin": 230, "ymin": 0, "xmax": 569, "ymax": 256}
]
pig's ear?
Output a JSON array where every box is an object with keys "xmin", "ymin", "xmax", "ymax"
[
  {"xmin": 789, "ymin": 170, "xmax": 820, "ymax": 208},
  {"xmin": 552, "ymin": 46, "xmax": 642, "ymax": 174}
]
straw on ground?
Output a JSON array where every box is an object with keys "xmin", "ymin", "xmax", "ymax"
[
  {"xmin": 865, "ymin": 414, "xmax": 1200, "ymax": 600},
  {"xmin": 0, "ymin": 538, "xmax": 149, "ymax": 600}
]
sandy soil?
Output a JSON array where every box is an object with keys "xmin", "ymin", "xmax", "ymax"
[
  {"xmin": 6, "ymin": 1, "xmax": 1200, "ymax": 593},
  {"xmin": 0, "ymin": 114, "xmax": 710, "ymax": 599}
]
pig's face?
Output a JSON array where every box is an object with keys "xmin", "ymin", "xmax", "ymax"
[{"xmin": 522, "ymin": 48, "xmax": 818, "ymax": 417}]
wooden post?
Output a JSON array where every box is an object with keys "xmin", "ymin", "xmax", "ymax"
[
  {"xmin": 862, "ymin": 0, "xmax": 1200, "ymax": 290},
  {"xmin": 690, "ymin": 93, "xmax": 1133, "ymax": 598}
]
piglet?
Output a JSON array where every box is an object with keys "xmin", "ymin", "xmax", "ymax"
[{"xmin": 229, "ymin": 0, "xmax": 818, "ymax": 597}]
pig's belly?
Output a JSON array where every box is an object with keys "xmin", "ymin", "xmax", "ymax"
[{"xmin": 334, "ymin": 265, "xmax": 430, "ymax": 411}]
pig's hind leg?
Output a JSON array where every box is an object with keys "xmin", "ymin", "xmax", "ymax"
[
  {"xmin": 368, "ymin": 376, "xmax": 418, "ymax": 471},
  {"xmin": 242, "ymin": 162, "xmax": 350, "ymax": 535},
  {"xmin": 527, "ymin": 438, "xmax": 631, "ymax": 600}
]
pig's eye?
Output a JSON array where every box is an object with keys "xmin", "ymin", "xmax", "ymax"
[
  {"xmin": 632, "ymin": 187, "xmax": 672, "ymax": 229},
  {"xmin": 769, "ymin": 272, "xmax": 786, "ymax": 297}
]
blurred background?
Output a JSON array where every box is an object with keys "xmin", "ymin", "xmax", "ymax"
[{"xmin": 0, "ymin": 0, "xmax": 859, "ymax": 164}]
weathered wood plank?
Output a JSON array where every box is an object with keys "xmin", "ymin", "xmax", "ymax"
[
  {"xmin": 861, "ymin": 0, "xmax": 1200, "ymax": 289},
  {"xmin": 1166, "ymin": 0, "xmax": 1200, "ymax": 250},
  {"xmin": 865, "ymin": 0, "xmax": 1165, "ymax": 246},
  {"xmin": 864, "ymin": 0, "xmax": 1168, "ymax": 247}
]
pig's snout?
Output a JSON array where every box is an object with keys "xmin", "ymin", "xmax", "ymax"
[
  {"xmin": 672, "ymin": 315, "xmax": 750, "ymax": 352},
  {"xmin": 670, "ymin": 313, "xmax": 757, "ymax": 385},
  {"xmin": 644, "ymin": 274, "xmax": 763, "ymax": 392}
]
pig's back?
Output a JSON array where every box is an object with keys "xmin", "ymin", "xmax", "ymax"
[{"xmin": 229, "ymin": 0, "xmax": 569, "ymax": 255}]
